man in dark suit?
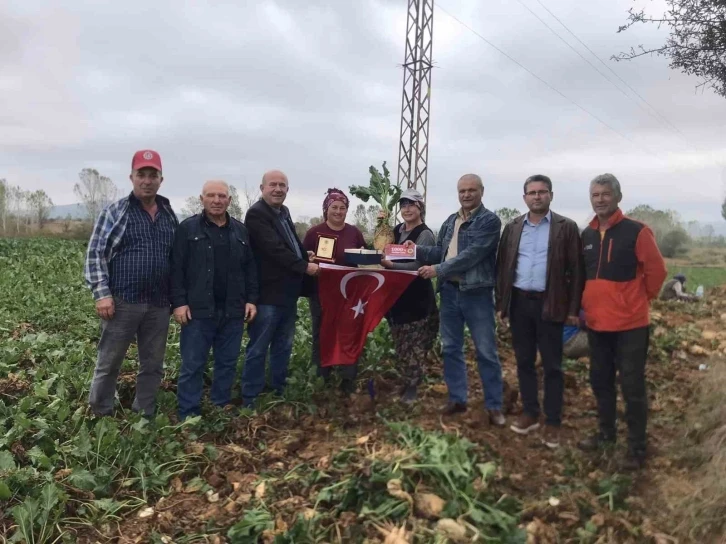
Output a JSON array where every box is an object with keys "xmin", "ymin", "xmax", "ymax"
[{"xmin": 241, "ymin": 170, "xmax": 318, "ymax": 406}]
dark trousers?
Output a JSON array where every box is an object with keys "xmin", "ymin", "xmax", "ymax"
[
  {"xmin": 177, "ymin": 311, "xmax": 244, "ymax": 419},
  {"xmin": 89, "ymin": 298, "xmax": 170, "ymax": 417},
  {"xmin": 509, "ymin": 290, "xmax": 564, "ymax": 426},
  {"xmin": 587, "ymin": 326, "xmax": 650, "ymax": 453}
]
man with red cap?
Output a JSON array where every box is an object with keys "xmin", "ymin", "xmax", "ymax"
[{"xmin": 85, "ymin": 150, "xmax": 178, "ymax": 417}]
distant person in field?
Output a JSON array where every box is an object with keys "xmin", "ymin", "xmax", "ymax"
[
  {"xmin": 302, "ymin": 188, "xmax": 366, "ymax": 396},
  {"xmin": 578, "ymin": 173, "xmax": 667, "ymax": 470},
  {"xmin": 659, "ymin": 274, "xmax": 697, "ymax": 302},
  {"xmin": 380, "ymin": 189, "xmax": 439, "ymax": 404},
  {"xmin": 170, "ymin": 181, "xmax": 259, "ymax": 420},
  {"xmin": 404, "ymin": 174, "xmax": 505, "ymax": 427},
  {"xmin": 241, "ymin": 170, "xmax": 317, "ymax": 407},
  {"xmin": 84, "ymin": 150, "xmax": 178, "ymax": 417},
  {"xmin": 496, "ymin": 174, "xmax": 584, "ymax": 449}
]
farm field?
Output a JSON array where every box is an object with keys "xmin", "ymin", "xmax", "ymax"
[
  {"xmin": 665, "ymin": 264, "xmax": 726, "ymax": 291},
  {"xmin": 1, "ymin": 238, "xmax": 726, "ymax": 543}
]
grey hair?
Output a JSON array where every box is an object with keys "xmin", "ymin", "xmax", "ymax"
[
  {"xmin": 458, "ymin": 173, "xmax": 484, "ymax": 190},
  {"xmin": 590, "ymin": 173, "xmax": 621, "ymax": 199},
  {"xmin": 202, "ymin": 179, "xmax": 230, "ymax": 195}
]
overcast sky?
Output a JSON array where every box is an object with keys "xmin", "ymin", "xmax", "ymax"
[{"xmin": 1, "ymin": 0, "xmax": 725, "ymax": 229}]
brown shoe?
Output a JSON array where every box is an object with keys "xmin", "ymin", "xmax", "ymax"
[
  {"xmin": 442, "ymin": 402, "xmax": 467, "ymax": 415},
  {"xmin": 510, "ymin": 414, "xmax": 540, "ymax": 435},
  {"xmin": 542, "ymin": 425, "xmax": 560, "ymax": 449},
  {"xmin": 488, "ymin": 410, "xmax": 506, "ymax": 428}
]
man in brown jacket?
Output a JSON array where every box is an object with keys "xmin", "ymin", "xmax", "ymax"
[{"xmin": 496, "ymin": 174, "xmax": 584, "ymax": 448}]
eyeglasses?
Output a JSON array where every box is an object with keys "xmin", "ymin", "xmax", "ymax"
[{"xmin": 525, "ymin": 190, "xmax": 550, "ymax": 197}]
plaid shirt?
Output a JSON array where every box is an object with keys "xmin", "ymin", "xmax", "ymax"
[{"xmin": 84, "ymin": 192, "xmax": 178, "ymax": 302}]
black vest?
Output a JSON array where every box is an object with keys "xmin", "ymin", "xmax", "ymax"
[
  {"xmin": 387, "ymin": 223, "xmax": 438, "ymax": 325},
  {"xmin": 582, "ymin": 217, "xmax": 643, "ymax": 283}
]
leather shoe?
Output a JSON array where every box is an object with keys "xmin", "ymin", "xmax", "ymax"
[
  {"xmin": 442, "ymin": 402, "xmax": 467, "ymax": 415},
  {"xmin": 488, "ymin": 410, "xmax": 506, "ymax": 427},
  {"xmin": 577, "ymin": 431, "xmax": 616, "ymax": 452},
  {"xmin": 510, "ymin": 413, "xmax": 540, "ymax": 435},
  {"xmin": 621, "ymin": 449, "xmax": 646, "ymax": 471}
]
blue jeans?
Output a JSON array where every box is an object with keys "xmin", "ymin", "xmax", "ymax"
[
  {"xmin": 439, "ymin": 283, "xmax": 503, "ymax": 409},
  {"xmin": 177, "ymin": 312, "xmax": 244, "ymax": 419},
  {"xmin": 241, "ymin": 303, "xmax": 297, "ymax": 404}
]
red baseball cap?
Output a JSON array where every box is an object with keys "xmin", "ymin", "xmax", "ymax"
[{"xmin": 131, "ymin": 150, "xmax": 162, "ymax": 172}]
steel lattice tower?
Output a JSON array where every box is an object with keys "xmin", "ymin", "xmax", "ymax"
[{"xmin": 397, "ymin": 0, "xmax": 434, "ymax": 202}]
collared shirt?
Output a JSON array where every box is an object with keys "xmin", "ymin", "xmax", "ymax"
[
  {"xmin": 107, "ymin": 194, "xmax": 176, "ymax": 306},
  {"xmin": 444, "ymin": 204, "xmax": 481, "ymax": 281},
  {"xmin": 444, "ymin": 204, "xmax": 481, "ymax": 262},
  {"xmin": 85, "ymin": 192, "xmax": 178, "ymax": 301},
  {"xmin": 203, "ymin": 212, "xmax": 231, "ymax": 309},
  {"xmin": 513, "ymin": 210, "xmax": 551, "ymax": 292},
  {"xmin": 272, "ymin": 205, "xmax": 303, "ymax": 259}
]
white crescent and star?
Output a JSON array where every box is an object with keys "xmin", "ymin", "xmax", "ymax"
[{"xmin": 339, "ymin": 271, "xmax": 386, "ymax": 319}]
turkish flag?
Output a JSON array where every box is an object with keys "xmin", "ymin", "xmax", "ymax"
[{"xmin": 318, "ymin": 264, "xmax": 418, "ymax": 367}]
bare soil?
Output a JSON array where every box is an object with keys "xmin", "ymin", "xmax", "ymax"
[{"xmin": 89, "ymin": 294, "xmax": 726, "ymax": 543}]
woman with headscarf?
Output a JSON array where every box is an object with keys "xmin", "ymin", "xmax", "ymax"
[
  {"xmin": 303, "ymin": 188, "xmax": 366, "ymax": 395},
  {"xmin": 381, "ymin": 189, "xmax": 439, "ymax": 403}
]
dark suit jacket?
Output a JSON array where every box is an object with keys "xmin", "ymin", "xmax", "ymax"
[
  {"xmin": 495, "ymin": 210, "xmax": 584, "ymax": 323},
  {"xmin": 245, "ymin": 199, "xmax": 311, "ymax": 306}
]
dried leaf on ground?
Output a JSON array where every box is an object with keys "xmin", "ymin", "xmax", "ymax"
[
  {"xmin": 255, "ymin": 481, "xmax": 266, "ymax": 499},
  {"xmin": 137, "ymin": 507, "xmax": 154, "ymax": 519}
]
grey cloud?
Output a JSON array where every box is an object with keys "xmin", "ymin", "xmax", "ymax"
[{"xmin": 1, "ymin": 0, "xmax": 724, "ymax": 230}]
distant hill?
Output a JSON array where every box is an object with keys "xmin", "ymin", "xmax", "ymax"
[{"xmin": 49, "ymin": 203, "xmax": 87, "ymax": 220}]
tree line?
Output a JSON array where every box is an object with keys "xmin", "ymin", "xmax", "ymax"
[
  {"xmin": 0, "ymin": 180, "xmax": 54, "ymax": 234},
  {"xmin": 2, "ymin": 169, "xmax": 725, "ymax": 258},
  {"xmin": 493, "ymin": 205, "xmax": 726, "ymax": 257}
]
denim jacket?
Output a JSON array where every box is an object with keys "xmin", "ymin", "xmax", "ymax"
[{"xmin": 417, "ymin": 205, "xmax": 501, "ymax": 291}]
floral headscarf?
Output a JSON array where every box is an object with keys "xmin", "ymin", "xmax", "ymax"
[{"xmin": 323, "ymin": 188, "xmax": 350, "ymax": 219}]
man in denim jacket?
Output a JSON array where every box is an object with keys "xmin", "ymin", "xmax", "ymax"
[{"xmin": 404, "ymin": 174, "xmax": 504, "ymax": 425}]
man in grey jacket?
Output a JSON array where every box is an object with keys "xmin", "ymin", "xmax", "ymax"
[{"xmin": 404, "ymin": 174, "xmax": 504, "ymax": 425}]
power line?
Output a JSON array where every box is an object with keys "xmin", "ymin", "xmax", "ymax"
[
  {"xmin": 514, "ymin": 0, "xmax": 676, "ymax": 132},
  {"xmin": 532, "ymin": 0, "xmax": 691, "ymax": 143},
  {"xmin": 435, "ymin": 2, "xmax": 660, "ymax": 157}
]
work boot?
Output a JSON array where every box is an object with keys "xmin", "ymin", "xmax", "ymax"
[
  {"xmin": 488, "ymin": 410, "xmax": 506, "ymax": 428},
  {"xmin": 510, "ymin": 414, "xmax": 540, "ymax": 435},
  {"xmin": 442, "ymin": 402, "xmax": 467, "ymax": 415},
  {"xmin": 577, "ymin": 431, "xmax": 616, "ymax": 452}
]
